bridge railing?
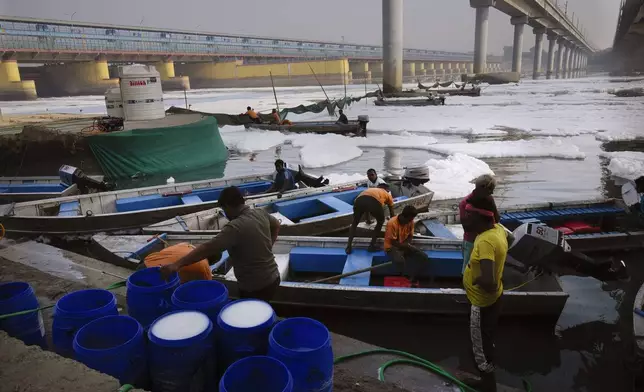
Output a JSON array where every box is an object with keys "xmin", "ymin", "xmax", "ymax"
[{"xmin": 0, "ymin": 18, "xmax": 473, "ymax": 62}]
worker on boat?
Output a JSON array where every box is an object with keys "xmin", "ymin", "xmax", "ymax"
[
  {"xmin": 245, "ymin": 106, "xmax": 262, "ymax": 124},
  {"xmin": 271, "ymin": 109, "xmax": 292, "ymax": 126},
  {"xmin": 367, "ymin": 168, "xmax": 386, "ymax": 188},
  {"xmin": 461, "ymin": 205, "xmax": 508, "ymax": 392},
  {"xmin": 459, "ymin": 174, "xmax": 500, "ymax": 273},
  {"xmin": 385, "ymin": 206, "xmax": 430, "ymax": 284},
  {"xmin": 143, "ymin": 243, "xmax": 214, "ymax": 283},
  {"xmin": 346, "ymin": 183, "xmax": 396, "ymax": 254},
  {"xmin": 336, "ymin": 109, "xmax": 349, "ymax": 125},
  {"xmin": 160, "ymin": 186, "xmax": 281, "ymax": 301},
  {"xmin": 267, "ymin": 159, "xmax": 296, "ymax": 193}
]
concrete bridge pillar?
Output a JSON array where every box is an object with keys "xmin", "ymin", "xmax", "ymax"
[
  {"xmin": 571, "ymin": 49, "xmax": 578, "ymax": 78},
  {"xmin": 564, "ymin": 44, "xmax": 573, "ymax": 79},
  {"xmin": 532, "ymin": 27, "xmax": 545, "ymax": 80},
  {"xmin": 468, "ymin": 63, "xmax": 474, "ymax": 74},
  {"xmin": 403, "ymin": 62, "xmax": 416, "ymax": 79},
  {"xmin": 0, "ymin": 60, "xmax": 37, "ymax": 100},
  {"xmin": 470, "ymin": 0, "xmax": 495, "ymax": 74},
  {"xmin": 546, "ymin": 31, "xmax": 558, "ymax": 79},
  {"xmin": 36, "ymin": 60, "xmax": 118, "ymax": 97},
  {"xmin": 154, "ymin": 60, "xmax": 190, "ymax": 91},
  {"xmin": 350, "ymin": 62, "xmax": 371, "ymax": 82},
  {"xmin": 427, "ymin": 62, "xmax": 436, "ymax": 79},
  {"xmin": 511, "ymin": 15, "xmax": 529, "ymax": 75},
  {"xmin": 369, "ymin": 62, "xmax": 383, "ymax": 79},
  {"xmin": 556, "ymin": 38, "xmax": 566, "ymax": 79},
  {"xmin": 438, "ymin": 63, "xmax": 445, "ymax": 80},
  {"xmin": 382, "ymin": 0, "xmax": 403, "ymax": 93},
  {"xmin": 417, "ymin": 62, "xmax": 426, "ymax": 77}
]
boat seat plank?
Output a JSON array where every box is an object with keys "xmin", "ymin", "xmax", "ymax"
[
  {"xmin": 298, "ymin": 211, "xmax": 348, "ymax": 223},
  {"xmin": 181, "ymin": 195, "xmax": 203, "ymax": 205},
  {"xmin": 318, "ymin": 196, "xmax": 353, "ymax": 213},
  {"xmin": 58, "ymin": 201, "xmax": 81, "ymax": 217},
  {"xmin": 226, "ymin": 253, "xmax": 289, "ymax": 282},
  {"xmin": 374, "ymin": 249, "xmax": 463, "ymax": 278},
  {"xmin": 340, "ymin": 250, "xmax": 374, "ymax": 286},
  {"xmin": 289, "ymin": 247, "xmax": 347, "ymax": 274},
  {"xmin": 270, "ymin": 212, "xmax": 295, "ymax": 225},
  {"xmin": 420, "ymin": 219, "xmax": 458, "ymax": 239},
  {"xmin": 193, "ymin": 181, "xmax": 272, "ymax": 202},
  {"xmin": 116, "ymin": 194, "xmax": 180, "ymax": 213}
]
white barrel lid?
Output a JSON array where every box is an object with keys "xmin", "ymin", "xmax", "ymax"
[
  {"xmin": 220, "ymin": 300, "xmax": 274, "ymax": 328},
  {"xmin": 151, "ymin": 311, "xmax": 210, "ymax": 340}
]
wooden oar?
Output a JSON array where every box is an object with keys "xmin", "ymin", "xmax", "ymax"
[{"xmin": 310, "ymin": 261, "xmax": 393, "ymax": 284}]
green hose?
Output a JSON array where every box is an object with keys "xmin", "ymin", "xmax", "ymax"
[
  {"xmin": 333, "ymin": 348, "xmax": 478, "ymax": 392},
  {"xmin": 118, "ymin": 385, "xmax": 134, "ymax": 392}
]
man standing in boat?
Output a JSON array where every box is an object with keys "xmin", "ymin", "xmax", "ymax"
[
  {"xmin": 267, "ymin": 159, "xmax": 296, "ymax": 194},
  {"xmin": 346, "ymin": 183, "xmax": 396, "ymax": 254},
  {"xmin": 462, "ymin": 206, "xmax": 508, "ymax": 392},
  {"xmin": 244, "ymin": 106, "xmax": 262, "ymax": 124},
  {"xmin": 336, "ymin": 109, "xmax": 349, "ymax": 125},
  {"xmin": 459, "ymin": 174, "xmax": 500, "ymax": 273},
  {"xmin": 160, "ymin": 186, "xmax": 282, "ymax": 301},
  {"xmin": 385, "ymin": 206, "xmax": 429, "ymax": 283}
]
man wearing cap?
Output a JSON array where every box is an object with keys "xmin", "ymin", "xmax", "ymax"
[
  {"xmin": 462, "ymin": 205, "xmax": 508, "ymax": 392},
  {"xmin": 459, "ymin": 174, "xmax": 500, "ymax": 273}
]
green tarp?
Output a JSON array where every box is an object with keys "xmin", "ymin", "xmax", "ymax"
[{"xmin": 87, "ymin": 116, "xmax": 228, "ymax": 180}]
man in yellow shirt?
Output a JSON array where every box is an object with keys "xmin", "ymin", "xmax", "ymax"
[
  {"xmin": 462, "ymin": 205, "xmax": 508, "ymax": 392},
  {"xmin": 346, "ymin": 184, "xmax": 396, "ymax": 254},
  {"xmin": 385, "ymin": 206, "xmax": 429, "ymax": 282}
]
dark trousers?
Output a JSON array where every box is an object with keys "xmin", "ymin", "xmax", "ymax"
[
  {"xmin": 348, "ymin": 196, "xmax": 385, "ymax": 248},
  {"xmin": 469, "ymin": 297, "xmax": 502, "ymax": 392},
  {"xmin": 239, "ymin": 277, "xmax": 281, "ymax": 302},
  {"xmin": 386, "ymin": 246, "xmax": 430, "ymax": 281}
]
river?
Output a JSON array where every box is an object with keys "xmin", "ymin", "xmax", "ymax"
[{"xmin": 3, "ymin": 75, "xmax": 644, "ymax": 391}]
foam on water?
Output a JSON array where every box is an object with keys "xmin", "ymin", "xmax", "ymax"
[
  {"xmin": 151, "ymin": 311, "xmax": 210, "ymax": 341},
  {"xmin": 219, "ymin": 300, "xmax": 274, "ymax": 329},
  {"xmin": 425, "ymin": 153, "xmax": 494, "ymax": 200},
  {"xmin": 426, "ymin": 137, "xmax": 586, "ymax": 160},
  {"xmin": 601, "ymin": 151, "xmax": 644, "ymax": 180}
]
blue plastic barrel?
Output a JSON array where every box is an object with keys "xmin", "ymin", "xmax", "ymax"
[
  {"xmin": 148, "ymin": 310, "xmax": 215, "ymax": 392},
  {"xmin": 53, "ymin": 289, "xmax": 118, "ymax": 357},
  {"xmin": 220, "ymin": 356, "xmax": 293, "ymax": 392},
  {"xmin": 0, "ymin": 282, "xmax": 45, "ymax": 347},
  {"xmin": 216, "ymin": 299, "xmax": 276, "ymax": 372},
  {"xmin": 127, "ymin": 267, "xmax": 179, "ymax": 328},
  {"xmin": 171, "ymin": 280, "xmax": 228, "ymax": 323},
  {"xmin": 269, "ymin": 317, "xmax": 334, "ymax": 392},
  {"xmin": 73, "ymin": 315, "xmax": 147, "ymax": 386}
]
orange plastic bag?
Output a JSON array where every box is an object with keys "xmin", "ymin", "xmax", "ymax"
[{"xmin": 144, "ymin": 243, "xmax": 212, "ymax": 283}]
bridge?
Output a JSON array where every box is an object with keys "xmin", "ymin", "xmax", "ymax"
[
  {"xmin": 612, "ymin": 0, "xmax": 644, "ymax": 73},
  {"xmin": 0, "ymin": 15, "xmax": 495, "ymax": 99}
]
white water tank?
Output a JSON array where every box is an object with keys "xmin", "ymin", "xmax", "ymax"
[
  {"xmin": 104, "ymin": 87, "xmax": 124, "ymax": 118},
  {"xmin": 118, "ymin": 64, "xmax": 165, "ymax": 121}
]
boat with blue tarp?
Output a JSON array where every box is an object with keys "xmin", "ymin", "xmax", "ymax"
[
  {"xmin": 0, "ymin": 170, "xmax": 344, "ymax": 236},
  {"xmin": 90, "ymin": 234, "xmax": 568, "ymax": 321},
  {"xmin": 143, "ymin": 185, "xmax": 434, "ymax": 237}
]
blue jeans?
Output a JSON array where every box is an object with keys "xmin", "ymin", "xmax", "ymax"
[{"xmin": 462, "ymin": 241, "xmax": 474, "ymax": 274}]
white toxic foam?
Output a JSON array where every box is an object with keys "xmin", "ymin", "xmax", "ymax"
[
  {"xmin": 151, "ymin": 311, "xmax": 210, "ymax": 341},
  {"xmin": 426, "ymin": 138, "xmax": 586, "ymax": 160},
  {"xmin": 220, "ymin": 300, "xmax": 274, "ymax": 328},
  {"xmin": 425, "ymin": 153, "xmax": 494, "ymax": 200},
  {"xmin": 324, "ymin": 173, "xmax": 366, "ymax": 185},
  {"xmin": 601, "ymin": 151, "xmax": 644, "ymax": 180}
]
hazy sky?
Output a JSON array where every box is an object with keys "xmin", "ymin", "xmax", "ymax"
[{"xmin": 1, "ymin": 0, "xmax": 621, "ymax": 53}]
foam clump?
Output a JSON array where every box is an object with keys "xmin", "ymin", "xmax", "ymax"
[
  {"xmin": 220, "ymin": 300, "xmax": 274, "ymax": 328},
  {"xmin": 151, "ymin": 311, "xmax": 210, "ymax": 340}
]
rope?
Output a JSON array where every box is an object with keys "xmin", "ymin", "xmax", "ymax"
[{"xmin": 505, "ymin": 271, "xmax": 544, "ymax": 292}]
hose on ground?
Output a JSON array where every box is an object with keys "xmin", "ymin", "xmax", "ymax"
[{"xmin": 334, "ymin": 348, "xmax": 532, "ymax": 392}]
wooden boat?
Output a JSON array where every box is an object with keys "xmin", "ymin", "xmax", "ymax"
[
  {"xmin": 0, "ymin": 170, "xmax": 344, "ymax": 236},
  {"xmin": 411, "ymin": 198, "xmax": 644, "ymax": 253},
  {"xmin": 374, "ymin": 97, "xmax": 443, "ymax": 107},
  {"xmin": 91, "ymin": 234, "xmax": 568, "ymax": 319},
  {"xmin": 143, "ymin": 186, "xmax": 434, "ymax": 237},
  {"xmin": 0, "ymin": 177, "xmax": 81, "ymax": 203},
  {"xmin": 244, "ymin": 117, "xmax": 369, "ymax": 137}
]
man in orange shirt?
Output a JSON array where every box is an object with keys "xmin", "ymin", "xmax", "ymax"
[
  {"xmin": 385, "ymin": 206, "xmax": 429, "ymax": 282},
  {"xmin": 245, "ymin": 106, "xmax": 262, "ymax": 124},
  {"xmin": 346, "ymin": 183, "xmax": 396, "ymax": 254}
]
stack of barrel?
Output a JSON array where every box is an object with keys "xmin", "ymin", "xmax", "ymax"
[{"xmin": 0, "ymin": 267, "xmax": 334, "ymax": 392}]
